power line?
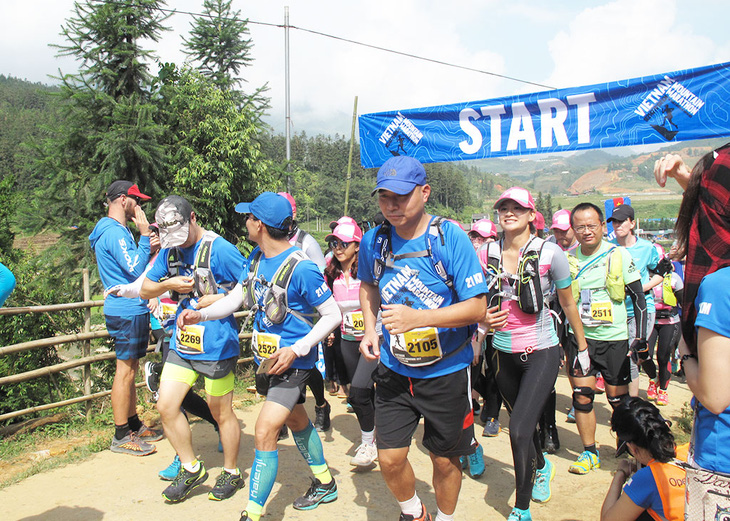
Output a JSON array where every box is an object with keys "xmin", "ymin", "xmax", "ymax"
[{"xmin": 102, "ymin": 1, "xmax": 555, "ymax": 90}]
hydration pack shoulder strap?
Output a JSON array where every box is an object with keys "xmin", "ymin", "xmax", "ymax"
[{"xmin": 372, "ymin": 216, "xmax": 453, "ymax": 291}]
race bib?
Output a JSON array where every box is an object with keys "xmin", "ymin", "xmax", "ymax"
[
  {"xmin": 590, "ymin": 301, "xmax": 614, "ymax": 323},
  {"xmin": 176, "ymin": 324, "xmax": 205, "ymax": 355},
  {"xmin": 390, "ymin": 327, "xmax": 443, "ymax": 367},
  {"xmin": 342, "ymin": 310, "xmax": 365, "ymax": 337},
  {"xmin": 252, "ymin": 330, "xmax": 281, "ymax": 359}
]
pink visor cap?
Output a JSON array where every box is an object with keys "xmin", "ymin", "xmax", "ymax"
[
  {"xmin": 470, "ymin": 219, "xmax": 498, "ymax": 239},
  {"xmin": 325, "ymin": 222, "xmax": 363, "ymax": 244},
  {"xmin": 493, "ymin": 187, "xmax": 536, "ymax": 211},
  {"xmin": 551, "ymin": 209, "xmax": 571, "ymax": 231}
]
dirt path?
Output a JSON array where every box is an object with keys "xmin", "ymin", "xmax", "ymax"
[{"xmin": 1, "ymin": 372, "xmax": 693, "ymax": 521}]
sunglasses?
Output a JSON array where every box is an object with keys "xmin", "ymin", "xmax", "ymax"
[{"xmin": 328, "ymin": 239, "xmax": 353, "ymax": 250}]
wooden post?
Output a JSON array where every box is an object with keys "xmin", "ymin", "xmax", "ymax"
[
  {"xmin": 344, "ymin": 95, "xmax": 358, "ymax": 217},
  {"xmin": 82, "ymin": 269, "xmax": 92, "ymax": 419}
]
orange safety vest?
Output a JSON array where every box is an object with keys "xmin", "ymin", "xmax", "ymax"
[{"xmin": 646, "ymin": 443, "xmax": 689, "ymax": 521}]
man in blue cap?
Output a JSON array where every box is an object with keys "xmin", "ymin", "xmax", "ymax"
[
  {"xmin": 357, "ymin": 157, "xmax": 488, "ymax": 521},
  {"xmin": 177, "ymin": 192, "xmax": 342, "ymax": 521}
]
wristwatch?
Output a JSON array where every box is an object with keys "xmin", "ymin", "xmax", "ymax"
[{"xmin": 680, "ymin": 353, "xmax": 697, "ymax": 371}]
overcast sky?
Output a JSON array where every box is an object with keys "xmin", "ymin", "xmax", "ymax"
[{"xmin": 2, "ymin": 0, "xmax": 729, "ymax": 138}]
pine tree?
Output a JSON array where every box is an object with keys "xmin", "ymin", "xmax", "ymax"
[
  {"xmin": 32, "ymin": 0, "xmax": 170, "ymax": 286},
  {"xmin": 182, "ymin": 0, "xmax": 269, "ymax": 119}
]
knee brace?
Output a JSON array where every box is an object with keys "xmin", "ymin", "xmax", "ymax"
[
  {"xmin": 607, "ymin": 393, "xmax": 629, "ymax": 410},
  {"xmin": 572, "ymin": 386, "xmax": 595, "ymax": 413}
]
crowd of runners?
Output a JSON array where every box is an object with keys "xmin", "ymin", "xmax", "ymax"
[{"xmin": 86, "ymin": 148, "xmax": 730, "ymax": 521}]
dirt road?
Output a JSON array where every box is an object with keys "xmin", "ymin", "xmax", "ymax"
[{"xmin": 1, "ymin": 372, "xmax": 693, "ymax": 521}]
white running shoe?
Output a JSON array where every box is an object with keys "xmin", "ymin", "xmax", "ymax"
[{"xmin": 350, "ymin": 443, "xmax": 378, "ymax": 467}]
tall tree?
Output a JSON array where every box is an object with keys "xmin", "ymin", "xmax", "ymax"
[
  {"xmin": 158, "ymin": 68, "xmax": 274, "ymax": 246},
  {"xmin": 32, "ymin": 0, "xmax": 170, "ymax": 286},
  {"xmin": 182, "ymin": 0, "xmax": 251, "ymax": 91},
  {"xmin": 182, "ymin": 0, "xmax": 269, "ymax": 120}
]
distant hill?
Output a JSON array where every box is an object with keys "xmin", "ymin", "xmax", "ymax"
[{"xmin": 462, "ymin": 138, "xmax": 728, "ymax": 196}]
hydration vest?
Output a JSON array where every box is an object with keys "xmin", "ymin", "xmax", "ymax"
[
  {"xmin": 371, "ymin": 216, "xmax": 454, "ymax": 294},
  {"xmin": 167, "ymin": 231, "xmax": 232, "ymax": 301},
  {"xmin": 567, "ymin": 246, "xmax": 625, "ymax": 304},
  {"xmin": 241, "ymin": 249, "xmax": 318, "ymax": 326},
  {"xmin": 481, "ymin": 237, "xmax": 546, "ymax": 314}
]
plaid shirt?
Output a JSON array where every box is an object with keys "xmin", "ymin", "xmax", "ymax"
[{"xmin": 682, "ymin": 148, "xmax": 730, "ymax": 353}]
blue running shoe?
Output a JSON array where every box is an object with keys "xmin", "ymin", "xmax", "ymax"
[
  {"xmin": 566, "ymin": 406, "xmax": 576, "ymax": 423},
  {"xmin": 532, "ymin": 455, "xmax": 555, "ymax": 503},
  {"xmin": 460, "ymin": 455, "xmax": 468, "ymax": 470},
  {"xmin": 292, "ymin": 477, "xmax": 337, "ymax": 510},
  {"xmin": 507, "ymin": 507, "xmax": 532, "ymax": 521},
  {"xmin": 467, "ymin": 444, "xmax": 485, "ymax": 478},
  {"xmin": 159, "ymin": 455, "xmax": 181, "ymax": 481}
]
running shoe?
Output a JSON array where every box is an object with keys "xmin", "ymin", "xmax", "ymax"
[
  {"xmin": 532, "ymin": 456, "xmax": 555, "ymax": 503},
  {"xmin": 568, "ymin": 450, "xmax": 600, "ymax": 474},
  {"xmin": 595, "ymin": 373, "xmax": 606, "ymax": 394},
  {"xmin": 656, "ymin": 388, "xmax": 669, "ymax": 406},
  {"xmin": 566, "ymin": 407, "xmax": 576, "ymax": 423},
  {"xmin": 466, "ymin": 444, "xmax": 485, "ymax": 478},
  {"xmin": 482, "ymin": 418, "xmax": 501, "ymax": 437},
  {"xmin": 507, "ymin": 507, "xmax": 532, "ymax": 521},
  {"xmin": 350, "ymin": 442, "xmax": 378, "ymax": 467},
  {"xmin": 162, "ymin": 462, "xmax": 208, "ymax": 503},
  {"xmin": 208, "ymin": 470, "xmax": 245, "ymax": 501},
  {"xmin": 278, "ymin": 425, "xmax": 289, "ymax": 441},
  {"xmin": 110, "ymin": 431, "xmax": 156, "ymax": 456},
  {"xmin": 137, "ymin": 424, "xmax": 164, "ymax": 443},
  {"xmin": 399, "ymin": 504, "xmax": 432, "ymax": 521},
  {"xmin": 144, "ymin": 361, "xmax": 161, "ymax": 394},
  {"xmin": 292, "ymin": 477, "xmax": 338, "ymax": 510},
  {"xmin": 159, "ymin": 455, "xmax": 181, "ymax": 480},
  {"xmin": 239, "ymin": 512, "xmax": 252, "ymax": 521},
  {"xmin": 314, "ymin": 402, "xmax": 331, "ymax": 432},
  {"xmin": 543, "ymin": 424, "xmax": 560, "ymax": 454},
  {"xmin": 346, "ymin": 403, "xmax": 355, "ymax": 413},
  {"xmin": 647, "ymin": 380, "xmax": 658, "ymax": 401}
]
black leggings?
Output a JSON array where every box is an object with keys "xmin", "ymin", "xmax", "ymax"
[
  {"xmin": 478, "ymin": 339, "xmax": 503, "ymax": 419},
  {"xmin": 643, "ymin": 322, "xmax": 681, "ymax": 389},
  {"xmin": 493, "ymin": 346, "xmax": 560, "ymax": 510},
  {"xmin": 340, "ymin": 338, "xmax": 377, "ymax": 432}
]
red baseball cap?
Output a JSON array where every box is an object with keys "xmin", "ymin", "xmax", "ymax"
[{"xmin": 106, "ymin": 180, "xmax": 151, "ymax": 201}]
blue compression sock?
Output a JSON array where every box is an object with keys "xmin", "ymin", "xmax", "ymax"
[
  {"xmin": 248, "ymin": 449, "xmax": 279, "ymax": 510},
  {"xmin": 292, "ymin": 421, "xmax": 332, "ymax": 482}
]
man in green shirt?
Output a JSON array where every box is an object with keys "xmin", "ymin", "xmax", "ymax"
[{"xmin": 566, "ymin": 202, "xmax": 648, "ymax": 475}]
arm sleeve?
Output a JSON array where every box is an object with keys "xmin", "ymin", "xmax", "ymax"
[
  {"xmin": 290, "ymin": 296, "xmax": 342, "ymax": 357},
  {"xmin": 198, "ymin": 283, "xmax": 244, "ymax": 322},
  {"xmin": 115, "ymin": 264, "xmax": 153, "ymax": 298},
  {"xmin": 626, "ymin": 279, "xmax": 648, "ymax": 341},
  {"xmin": 302, "ymin": 234, "xmax": 326, "ymax": 270}
]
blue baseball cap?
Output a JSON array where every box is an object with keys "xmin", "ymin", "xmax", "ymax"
[
  {"xmin": 235, "ymin": 192, "xmax": 293, "ymax": 230},
  {"xmin": 371, "ymin": 156, "xmax": 427, "ymax": 195}
]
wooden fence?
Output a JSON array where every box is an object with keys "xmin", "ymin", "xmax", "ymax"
[{"xmin": 0, "ymin": 269, "xmax": 253, "ymax": 423}]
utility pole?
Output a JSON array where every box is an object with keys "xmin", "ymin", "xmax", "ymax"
[
  {"xmin": 344, "ymin": 96, "xmax": 358, "ymax": 216},
  {"xmin": 284, "ymin": 6, "xmax": 291, "ymax": 192}
]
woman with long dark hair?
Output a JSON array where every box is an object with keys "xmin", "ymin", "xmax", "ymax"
[
  {"xmin": 655, "ymin": 145, "xmax": 730, "ymax": 515},
  {"xmin": 324, "ymin": 220, "xmax": 379, "ymax": 468},
  {"xmin": 601, "ymin": 397, "xmax": 685, "ymax": 521}
]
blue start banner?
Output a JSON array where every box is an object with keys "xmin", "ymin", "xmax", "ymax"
[{"xmin": 359, "ymin": 61, "xmax": 730, "ymax": 168}]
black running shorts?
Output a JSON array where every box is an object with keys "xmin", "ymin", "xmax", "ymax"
[
  {"xmin": 373, "ymin": 363, "xmax": 476, "ymax": 458},
  {"xmin": 255, "ymin": 368, "xmax": 312, "ymax": 411},
  {"xmin": 566, "ymin": 335, "xmax": 630, "ymax": 386}
]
